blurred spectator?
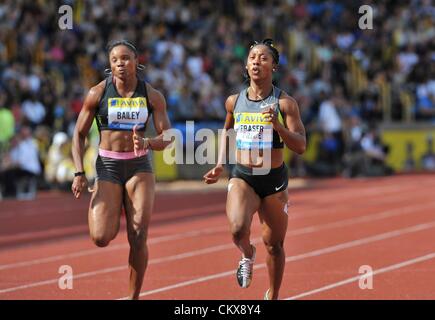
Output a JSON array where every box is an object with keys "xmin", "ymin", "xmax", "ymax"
[
  {"xmin": 318, "ymin": 94, "xmax": 342, "ymax": 135},
  {"xmin": 0, "ymin": 91, "xmax": 15, "ymax": 152},
  {"xmin": 0, "ymin": 0, "xmax": 434, "ymax": 192},
  {"xmin": 397, "ymin": 44, "xmax": 419, "ymax": 76},
  {"xmin": 173, "ymin": 84, "xmax": 197, "ymax": 121},
  {"xmin": 360, "ymin": 126, "xmax": 393, "ymax": 176},
  {"xmin": 342, "ymin": 114, "xmax": 367, "ymax": 177},
  {"xmin": 403, "ymin": 141, "xmax": 417, "ymax": 172},
  {"xmin": 0, "ymin": 126, "xmax": 41, "ymax": 199},
  {"xmin": 45, "ymin": 132, "xmax": 70, "ymax": 188},
  {"xmin": 317, "ymin": 88, "xmax": 345, "ymax": 163},
  {"xmin": 421, "ymin": 134, "xmax": 435, "ymax": 171},
  {"xmin": 306, "ymin": 131, "xmax": 342, "ymax": 177},
  {"xmin": 359, "ymin": 82, "xmax": 382, "ymax": 123},
  {"xmin": 21, "ymin": 93, "xmax": 46, "ymax": 128},
  {"xmin": 417, "ymin": 95, "xmax": 435, "ymax": 121}
]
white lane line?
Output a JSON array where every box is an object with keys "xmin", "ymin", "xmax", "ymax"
[
  {"xmin": 0, "ymin": 265, "xmax": 128, "ymax": 294},
  {"xmin": 284, "ymin": 252, "xmax": 435, "ymax": 300},
  {"xmin": 0, "ymin": 226, "xmax": 228, "ymax": 271},
  {"xmin": 0, "ymin": 200, "xmax": 432, "ymax": 294},
  {"xmin": 2, "ymin": 219, "xmax": 434, "ymax": 296},
  {"xmin": 0, "ymin": 200, "xmax": 225, "ymax": 220},
  {"xmin": 1, "ymin": 178, "xmax": 432, "ymax": 269},
  {"xmin": 287, "ymin": 202, "xmax": 435, "ymax": 236},
  {"xmin": 0, "ymin": 242, "xmax": 235, "ymax": 294},
  {"xmin": 292, "ymin": 184, "xmax": 433, "ymax": 219},
  {"xmin": 2, "ymin": 199, "xmax": 433, "ymax": 272},
  {"xmin": 295, "ymin": 180, "xmax": 430, "ymax": 204},
  {"xmin": 0, "ymin": 176, "xmax": 423, "ymax": 221},
  {"xmin": 123, "ymin": 220, "xmax": 435, "ymax": 299},
  {"xmin": 119, "ymin": 270, "xmax": 237, "ymax": 300}
]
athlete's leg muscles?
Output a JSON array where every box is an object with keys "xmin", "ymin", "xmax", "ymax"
[
  {"xmin": 226, "ymin": 178, "xmax": 260, "ymax": 258},
  {"xmin": 258, "ymin": 189, "xmax": 288, "ymax": 299},
  {"xmin": 123, "ymin": 172, "xmax": 155, "ymax": 300},
  {"xmin": 88, "ymin": 180, "xmax": 123, "ymax": 247}
]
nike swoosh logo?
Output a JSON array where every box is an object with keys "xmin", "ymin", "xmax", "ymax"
[
  {"xmin": 275, "ymin": 183, "xmax": 285, "ymax": 191},
  {"xmin": 260, "ymin": 103, "xmax": 277, "ymax": 110}
]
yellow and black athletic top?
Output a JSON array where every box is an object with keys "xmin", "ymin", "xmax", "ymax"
[
  {"xmin": 233, "ymin": 85, "xmax": 285, "ymax": 150},
  {"xmin": 95, "ymin": 76, "xmax": 153, "ymax": 132}
]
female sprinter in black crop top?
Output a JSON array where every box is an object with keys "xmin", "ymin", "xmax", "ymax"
[
  {"xmin": 71, "ymin": 40, "xmax": 171, "ymax": 300},
  {"xmin": 204, "ymin": 39, "xmax": 306, "ymax": 299}
]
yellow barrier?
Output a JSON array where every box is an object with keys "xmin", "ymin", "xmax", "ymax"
[
  {"xmin": 151, "ymin": 127, "xmax": 435, "ymax": 178},
  {"xmin": 382, "ymin": 128, "xmax": 435, "ymax": 171},
  {"xmin": 153, "ymin": 146, "xmax": 178, "ymax": 181}
]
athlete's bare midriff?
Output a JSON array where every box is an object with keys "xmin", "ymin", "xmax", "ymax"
[
  {"xmin": 99, "ymin": 130, "xmax": 144, "ymax": 152},
  {"xmin": 236, "ymin": 148, "xmax": 283, "ymax": 168}
]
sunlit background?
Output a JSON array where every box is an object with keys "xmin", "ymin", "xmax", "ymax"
[{"xmin": 0, "ymin": 0, "xmax": 434, "ymax": 200}]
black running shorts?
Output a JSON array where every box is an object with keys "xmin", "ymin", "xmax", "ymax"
[
  {"xmin": 229, "ymin": 162, "xmax": 288, "ymax": 198},
  {"xmin": 95, "ymin": 154, "xmax": 153, "ymax": 185}
]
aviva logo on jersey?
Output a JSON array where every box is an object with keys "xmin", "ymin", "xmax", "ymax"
[
  {"xmin": 109, "ymin": 97, "xmax": 148, "ymax": 108},
  {"xmin": 234, "ymin": 112, "xmax": 271, "ymax": 125}
]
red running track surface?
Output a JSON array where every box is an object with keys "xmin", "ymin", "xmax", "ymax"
[{"xmin": 0, "ymin": 174, "xmax": 434, "ymax": 300}]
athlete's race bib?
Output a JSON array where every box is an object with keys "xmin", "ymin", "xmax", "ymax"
[
  {"xmin": 234, "ymin": 112, "xmax": 273, "ymax": 149},
  {"xmin": 107, "ymin": 97, "xmax": 148, "ymax": 130}
]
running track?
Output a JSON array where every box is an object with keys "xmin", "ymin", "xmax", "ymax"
[{"xmin": 0, "ymin": 174, "xmax": 434, "ymax": 300}]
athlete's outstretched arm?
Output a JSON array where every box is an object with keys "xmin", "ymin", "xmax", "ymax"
[
  {"xmin": 203, "ymin": 94, "xmax": 237, "ymax": 184},
  {"xmin": 71, "ymin": 81, "xmax": 104, "ymax": 198},
  {"xmin": 262, "ymin": 94, "xmax": 306, "ymax": 155}
]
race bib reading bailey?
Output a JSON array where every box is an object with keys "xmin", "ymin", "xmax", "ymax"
[
  {"xmin": 107, "ymin": 97, "xmax": 149, "ymax": 130},
  {"xmin": 234, "ymin": 112, "xmax": 273, "ymax": 149}
]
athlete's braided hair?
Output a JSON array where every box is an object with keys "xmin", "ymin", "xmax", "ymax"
[
  {"xmin": 105, "ymin": 39, "xmax": 146, "ymax": 80},
  {"xmin": 107, "ymin": 39, "xmax": 138, "ymax": 57},
  {"xmin": 249, "ymin": 38, "xmax": 280, "ymax": 65}
]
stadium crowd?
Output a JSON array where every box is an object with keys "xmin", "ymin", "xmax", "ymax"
[{"xmin": 0, "ymin": 0, "xmax": 434, "ymax": 199}]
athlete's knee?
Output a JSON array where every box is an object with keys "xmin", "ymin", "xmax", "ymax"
[
  {"xmin": 230, "ymin": 223, "xmax": 249, "ymax": 242},
  {"xmin": 128, "ymin": 229, "xmax": 148, "ymax": 250},
  {"xmin": 92, "ymin": 235, "xmax": 112, "ymax": 248},
  {"xmin": 263, "ymin": 240, "xmax": 284, "ymax": 256}
]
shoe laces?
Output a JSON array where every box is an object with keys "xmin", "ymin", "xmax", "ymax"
[{"xmin": 238, "ymin": 257, "xmax": 253, "ymax": 278}]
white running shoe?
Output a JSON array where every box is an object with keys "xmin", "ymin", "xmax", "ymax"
[
  {"xmin": 236, "ymin": 245, "xmax": 256, "ymax": 288},
  {"xmin": 264, "ymin": 288, "xmax": 271, "ymax": 300}
]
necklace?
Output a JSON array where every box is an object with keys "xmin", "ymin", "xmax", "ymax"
[{"xmin": 247, "ymin": 85, "xmax": 277, "ymax": 110}]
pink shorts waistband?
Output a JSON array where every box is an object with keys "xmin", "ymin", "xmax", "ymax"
[{"xmin": 98, "ymin": 148, "xmax": 148, "ymax": 160}]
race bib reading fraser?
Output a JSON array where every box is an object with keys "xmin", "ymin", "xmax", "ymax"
[
  {"xmin": 234, "ymin": 112, "xmax": 273, "ymax": 149},
  {"xmin": 107, "ymin": 97, "xmax": 149, "ymax": 130}
]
